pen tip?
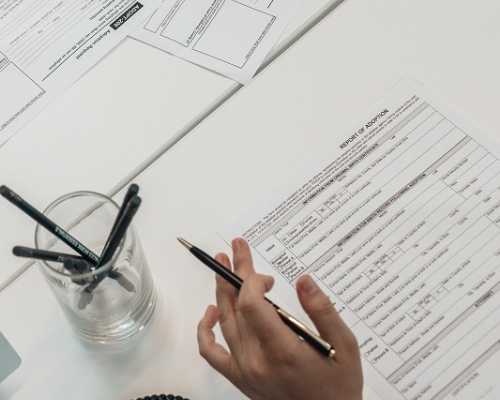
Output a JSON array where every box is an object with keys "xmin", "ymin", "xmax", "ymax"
[{"xmin": 177, "ymin": 237, "xmax": 193, "ymax": 250}]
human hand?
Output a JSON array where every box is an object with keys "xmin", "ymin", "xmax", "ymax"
[{"xmin": 197, "ymin": 238, "xmax": 363, "ymax": 400}]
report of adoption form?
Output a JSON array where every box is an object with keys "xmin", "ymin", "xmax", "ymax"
[
  {"xmin": 131, "ymin": 0, "xmax": 304, "ymax": 83},
  {"xmin": 221, "ymin": 78, "xmax": 500, "ymax": 400},
  {"xmin": 0, "ymin": 0, "xmax": 161, "ymax": 146}
]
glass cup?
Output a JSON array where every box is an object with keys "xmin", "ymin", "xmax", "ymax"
[{"xmin": 34, "ymin": 191, "xmax": 157, "ymax": 350}]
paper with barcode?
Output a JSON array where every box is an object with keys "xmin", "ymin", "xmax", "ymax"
[{"xmin": 0, "ymin": 0, "xmax": 161, "ymax": 146}]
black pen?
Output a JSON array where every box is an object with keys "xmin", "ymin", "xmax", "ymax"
[
  {"xmin": 177, "ymin": 237, "xmax": 335, "ymax": 358},
  {"xmin": 0, "ymin": 185, "xmax": 100, "ymax": 265}
]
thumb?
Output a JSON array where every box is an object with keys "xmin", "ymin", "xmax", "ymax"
[{"xmin": 296, "ymin": 275, "xmax": 358, "ymax": 354}]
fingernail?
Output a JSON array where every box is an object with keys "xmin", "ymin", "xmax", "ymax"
[
  {"xmin": 300, "ymin": 275, "xmax": 318, "ymax": 294},
  {"xmin": 207, "ymin": 304, "xmax": 217, "ymax": 314}
]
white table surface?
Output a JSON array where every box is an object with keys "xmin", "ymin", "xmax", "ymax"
[
  {"xmin": 1, "ymin": 0, "xmax": 499, "ymax": 399},
  {"xmin": 0, "ymin": 0, "xmax": 337, "ymax": 287}
]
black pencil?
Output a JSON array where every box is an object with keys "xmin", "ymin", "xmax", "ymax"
[
  {"xmin": 13, "ymin": 245, "xmax": 131, "ymax": 290},
  {"xmin": 0, "ymin": 186, "xmax": 100, "ymax": 265},
  {"xmin": 78, "ymin": 195, "xmax": 141, "ymax": 307},
  {"xmin": 177, "ymin": 237, "xmax": 335, "ymax": 358},
  {"xmin": 109, "ymin": 184, "xmax": 139, "ymax": 236},
  {"xmin": 13, "ymin": 246, "xmax": 83, "ymax": 263},
  {"xmin": 97, "ymin": 194, "xmax": 141, "ymax": 268},
  {"xmin": 97, "ymin": 184, "xmax": 138, "ymax": 269}
]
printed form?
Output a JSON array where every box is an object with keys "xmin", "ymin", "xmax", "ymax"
[
  {"xmin": 0, "ymin": 0, "xmax": 161, "ymax": 146},
  {"xmin": 131, "ymin": 0, "xmax": 304, "ymax": 83},
  {"xmin": 221, "ymin": 79, "xmax": 500, "ymax": 400}
]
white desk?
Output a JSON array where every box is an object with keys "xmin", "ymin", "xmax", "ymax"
[
  {"xmin": 0, "ymin": 0, "xmax": 336, "ymax": 286},
  {"xmin": 1, "ymin": 0, "xmax": 499, "ymax": 399}
]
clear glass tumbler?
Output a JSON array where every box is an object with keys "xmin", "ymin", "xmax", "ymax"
[{"xmin": 34, "ymin": 191, "xmax": 156, "ymax": 349}]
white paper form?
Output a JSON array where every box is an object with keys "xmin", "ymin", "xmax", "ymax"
[
  {"xmin": 130, "ymin": 0, "xmax": 304, "ymax": 83},
  {"xmin": 220, "ymin": 79, "xmax": 500, "ymax": 400},
  {"xmin": 0, "ymin": 0, "xmax": 161, "ymax": 146}
]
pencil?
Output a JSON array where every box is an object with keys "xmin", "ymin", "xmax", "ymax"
[
  {"xmin": 177, "ymin": 237, "xmax": 335, "ymax": 358},
  {"xmin": 105, "ymin": 184, "xmax": 139, "ymax": 247},
  {"xmin": 0, "ymin": 185, "xmax": 100, "ymax": 265},
  {"xmin": 78, "ymin": 195, "xmax": 141, "ymax": 307},
  {"xmin": 13, "ymin": 246, "xmax": 83, "ymax": 263},
  {"xmin": 97, "ymin": 194, "xmax": 141, "ymax": 268}
]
